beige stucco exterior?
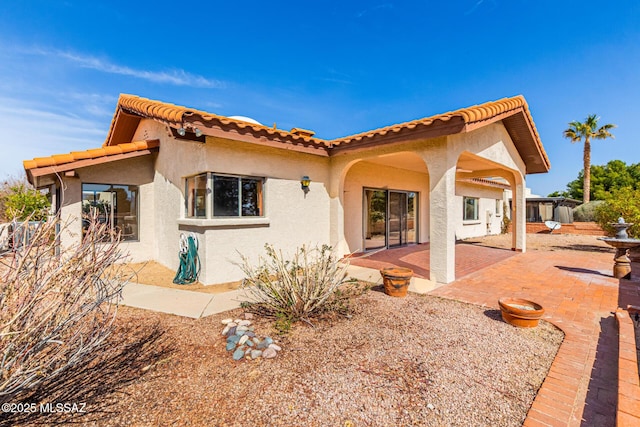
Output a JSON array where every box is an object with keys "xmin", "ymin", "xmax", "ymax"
[
  {"xmin": 55, "ymin": 119, "xmax": 527, "ymax": 285},
  {"xmin": 26, "ymin": 94, "xmax": 549, "ymax": 286},
  {"xmin": 127, "ymin": 120, "xmax": 333, "ymax": 284}
]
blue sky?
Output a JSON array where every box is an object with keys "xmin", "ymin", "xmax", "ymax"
[{"xmin": 1, "ymin": 0, "xmax": 639, "ymax": 196}]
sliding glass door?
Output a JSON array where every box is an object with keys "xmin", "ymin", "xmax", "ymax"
[
  {"xmin": 364, "ymin": 189, "xmax": 417, "ymax": 250},
  {"xmin": 364, "ymin": 189, "xmax": 387, "ymax": 250}
]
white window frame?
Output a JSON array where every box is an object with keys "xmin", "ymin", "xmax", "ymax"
[
  {"xmin": 184, "ymin": 172, "xmax": 265, "ymax": 219},
  {"xmin": 463, "ymin": 197, "xmax": 479, "ymax": 221}
]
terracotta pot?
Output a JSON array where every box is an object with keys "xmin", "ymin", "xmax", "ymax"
[
  {"xmin": 498, "ymin": 298, "xmax": 544, "ymax": 328},
  {"xmin": 380, "ymin": 267, "xmax": 413, "ymax": 297}
]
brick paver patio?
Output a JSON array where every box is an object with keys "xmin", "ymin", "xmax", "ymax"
[
  {"xmin": 357, "ymin": 243, "xmax": 640, "ymax": 426},
  {"xmin": 349, "ymin": 242, "xmax": 517, "ymax": 278}
]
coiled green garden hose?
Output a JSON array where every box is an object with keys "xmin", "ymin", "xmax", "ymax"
[{"xmin": 173, "ymin": 233, "xmax": 201, "ymax": 285}]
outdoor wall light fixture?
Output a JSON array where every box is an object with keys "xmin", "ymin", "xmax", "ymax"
[
  {"xmin": 177, "ymin": 127, "xmax": 186, "ymax": 136},
  {"xmin": 194, "ymin": 128, "xmax": 203, "ymax": 138},
  {"xmin": 301, "ymin": 176, "xmax": 311, "ymax": 193}
]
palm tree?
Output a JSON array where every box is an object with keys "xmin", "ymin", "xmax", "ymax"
[{"xmin": 563, "ymin": 114, "xmax": 616, "ymax": 203}]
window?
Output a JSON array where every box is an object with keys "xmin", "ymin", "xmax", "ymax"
[
  {"xmin": 82, "ymin": 183, "xmax": 139, "ymax": 241},
  {"xmin": 463, "ymin": 197, "xmax": 479, "ymax": 221},
  {"xmin": 185, "ymin": 173, "xmax": 264, "ymax": 218},
  {"xmin": 496, "ymin": 199, "xmax": 502, "ymax": 216},
  {"xmin": 186, "ymin": 173, "xmax": 207, "ymax": 218}
]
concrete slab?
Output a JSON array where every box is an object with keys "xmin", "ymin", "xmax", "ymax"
[
  {"xmin": 201, "ymin": 289, "xmax": 249, "ymax": 317},
  {"xmin": 120, "ymin": 282, "xmax": 213, "ymax": 319},
  {"xmin": 120, "ymin": 282, "xmax": 249, "ymax": 319},
  {"xmin": 345, "ymin": 264, "xmax": 383, "ymax": 284},
  {"xmin": 120, "ymin": 264, "xmax": 442, "ymax": 319},
  {"xmin": 408, "ymin": 276, "xmax": 440, "ymax": 294}
]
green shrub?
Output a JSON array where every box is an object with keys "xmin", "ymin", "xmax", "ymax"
[
  {"xmin": 237, "ymin": 244, "xmax": 360, "ymax": 324},
  {"xmin": 2, "ymin": 183, "xmax": 50, "ymax": 221},
  {"xmin": 595, "ymin": 187, "xmax": 640, "ymax": 237},
  {"xmin": 573, "ymin": 201, "xmax": 604, "ymax": 222}
]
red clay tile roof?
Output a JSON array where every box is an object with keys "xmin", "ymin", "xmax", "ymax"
[
  {"xmin": 329, "ymin": 95, "xmax": 549, "ymax": 173},
  {"xmin": 462, "ymin": 177, "xmax": 512, "ymax": 190},
  {"xmin": 23, "ymin": 140, "xmax": 159, "ymax": 171},
  {"xmin": 25, "ymin": 94, "xmax": 550, "ymax": 183},
  {"xmin": 331, "ymin": 95, "xmax": 534, "ymax": 145},
  {"xmin": 104, "ymin": 94, "xmax": 548, "ymax": 172},
  {"xmin": 105, "ymin": 94, "xmax": 328, "ymax": 147}
]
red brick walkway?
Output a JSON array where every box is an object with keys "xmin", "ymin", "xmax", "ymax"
[
  {"xmin": 349, "ymin": 242, "xmax": 517, "ymax": 279},
  {"xmin": 352, "ymin": 243, "xmax": 640, "ymax": 426},
  {"xmin": 430, "ymin": 249, "xmax": 640, "ymax": 427}
]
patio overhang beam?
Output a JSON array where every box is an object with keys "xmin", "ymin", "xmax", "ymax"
[
  {"xmin": 328, "ymin": 118, "xmax": 466, "ymax": 155},
  {"xmin": 27, "ymin": 148, "xmax": 158, "ymax": 187},
  {"xmin": 465, "ymin": 109, "xmax": 550, "ymax": 175}
]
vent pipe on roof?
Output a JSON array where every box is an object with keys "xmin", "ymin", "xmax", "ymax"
[{"xmin": 290, "ymin": 127, "xmax": 315, "ymax": 138}]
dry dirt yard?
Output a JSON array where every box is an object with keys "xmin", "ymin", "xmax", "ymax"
[
  {"xmin": 63, "ymin": 233, "xmax": 602, "ymax": 427},
  {"xmin": 462, "ymin": 232, "xmax": 612, "ymax": 253},
  {"xmin": 17, "ymin": 233, "xmax": 611, "ymax": 426},
  {"xmin": 91, "ymin": 293, "xmax": 562, "ymax": 427}
]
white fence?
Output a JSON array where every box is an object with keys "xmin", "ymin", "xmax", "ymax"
[{"xmin": 0, "ymin": 221, "xmax": 44, "ymax": 254}]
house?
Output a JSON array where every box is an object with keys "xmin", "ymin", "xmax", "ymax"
[
  {"xmin": 522, "ymin": 197, "xmax": 581, "ymax": 224},
  {"xmin": 23, "ymin": 94, "xmax": 550, "ymax": 285}
]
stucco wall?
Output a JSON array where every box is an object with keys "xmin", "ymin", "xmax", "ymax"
[
  {"xmin": 448, "ymin": 123, "xmax": 527, "ymax": 175},
  {"xmin": 343, "ymin": 160, "xmax": 430, "ymax": 253},
  {"xmin": 455, "ymin": 182, "xmax": 505, "ymax": 239},
  {"xmin": 133, "ymin": 120, "xmax": 332, "ymax": 284},
  {"xmin": 59, "ymin": 155, "xmax": 156, "ymax": 262}
]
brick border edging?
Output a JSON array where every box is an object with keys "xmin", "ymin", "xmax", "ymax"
[{"xmin": 615, "ymin": 307, "xmax": 640, "ymax": 426}]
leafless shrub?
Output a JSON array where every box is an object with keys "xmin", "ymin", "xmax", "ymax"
[
  {"xmin": 0, "ymin": 215, "xmax": 128, "ymax": 403},
  {"xmin": 0, "ymin": 321, "xmax": 171, "ymax": 426},
  {"xmin": 237, "ymin": 244, "xmax": 362, "ymax": 327}
]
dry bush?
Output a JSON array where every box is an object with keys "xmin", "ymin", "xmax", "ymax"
[
  {"xmin": 237, "ymin": 244, "xmax": 362, "ymax": 327},
  {"xmin": 0, "ymin": 321, "xmax": 170, "ymax": 426},
  {"xmin": 0, "ymin": 215, "xmax": 173, "ymax": 425},
  {"xmin": 0, "ymin": 217, "xmax": 127, "ymax": 401}
]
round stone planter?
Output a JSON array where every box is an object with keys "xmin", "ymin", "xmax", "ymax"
[
  {"xmin": 380, "ymin": 267, "xmax": 413, "ymax": 297},
  {"xmin": 498, "ymin": 298, "xmax": 544, "ymax": 328}
]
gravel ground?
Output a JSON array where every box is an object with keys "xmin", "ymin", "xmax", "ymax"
[
  {"xmin": 462, "ymin": 232, "xmax": 612, "ymax": 253},
  {"xmin": 9, "ymin": 233, "xmax": 575, "ymax": 426},
  {"xmin": 84, "ymin": 288, "xmax": 562, "ymax": 427}
]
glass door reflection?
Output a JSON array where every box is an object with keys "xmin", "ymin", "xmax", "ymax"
[
  {"xmin": 388, "ymin": 191, "xmax": 406, "ymax": 247},
  {"xmin": 364, "ymin": 189, "xmax": 387, "ymax": 250}
]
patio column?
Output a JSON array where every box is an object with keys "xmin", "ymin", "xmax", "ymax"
[
  {"xmin": 512, "ymin": 178, "xmax": 526, "ymax": 252},
  {"xmin": 328, "ymin": 162, "xmax": 349, "ymax": 257},
  {"xmin": 427, "ymin": 150, "xmax": 457, "ymax": 284}
]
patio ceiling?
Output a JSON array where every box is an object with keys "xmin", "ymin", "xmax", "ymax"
[
  {"xmin": 360, "ymin": 152, "xmax": 429, "ymax": 174},
  {"xmin": 355, "ymin": 151, "xmax": 518, "ymax": 180}
]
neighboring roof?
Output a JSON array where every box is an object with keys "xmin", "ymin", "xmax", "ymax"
[
  {"xmin": 524, "ymin": 197, "xmax": 582, "ymax": 206},
  {"xmin": 24, "ymin": 140, "xmax": 159, "ymax": 185},
  {"xmin": 460, "ymin": 177, "xmax": 511, "ymax": 190}
]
